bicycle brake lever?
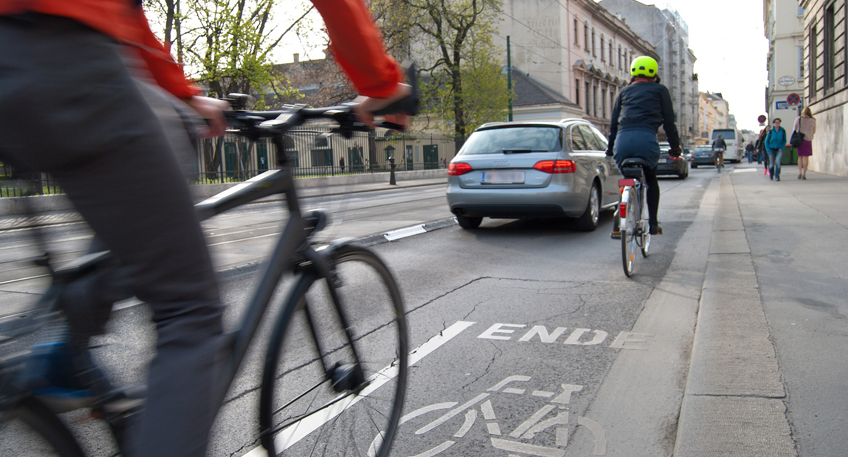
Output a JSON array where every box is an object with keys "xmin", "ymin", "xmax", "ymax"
[{"xmin": 375, "ymin": 121, "xmax": 406, "ymax": 132}]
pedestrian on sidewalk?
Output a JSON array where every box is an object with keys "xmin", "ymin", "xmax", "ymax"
[
  {"xmin": 340, "ymin": 156, "xmax": 345, "ymax": 173},
  {"xmin": 793, "ymin": 107, "xmax": 816, "ymax": 180},
  {"xmin": 765, "ymin": 118, "xmax": 787, "ymax": 181},
  {"xmin": 756, "ymin": 124, "xmax": 771, "ymax": 173},
  {"xmin": 745, "ymin": 141, "xmax": 755, "ymax": 163}
]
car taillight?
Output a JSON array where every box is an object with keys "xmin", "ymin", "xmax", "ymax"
[
  {"xmin": 448, "ymin": 162, "xmax": 473, "ymax": 176},
  {"xmin": 533, "ymin": 160, "xmax": 576, "ymax": 174}
]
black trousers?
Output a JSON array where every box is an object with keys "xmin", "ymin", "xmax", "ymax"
[
  {"xmin": 643, "ymin": 166, "xmax": 660, "ymax": 229},
  {"xmin": 0, "ymin": 15, "xmax": 224, "ymax": 457}
]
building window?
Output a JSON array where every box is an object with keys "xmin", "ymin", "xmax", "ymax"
[
  {"xmin": 584, "ymin": 24, "xmax": 589, "ymax": 51},
  {"xmin": 824, "ymin": 4, "xmax": 835, "ymax": 91},
  {"xmin": 575, "ymin": 79, "xmax": 581, "ymax": 106},
  {"xmin": 593, "ymin": 85, "xmax": 598, "ymax": 117},
  {"xmin": 585, "ymin": 81, "xmax": 591, "ymax": 114},
  {"xmin": 609, "ymin": 43, "xmax": 614, "ymax": 66},
  {"xmin": 618, "ymin": 45, "xmax": 622, "ymax": 69},
  {"xmin": 592, "ymin": 29, "xmax": 596, "ymax": 57},
  {"xmin": 798, "ymin": 45, "xmax": 804, "ymax": 79},
  {"xmin": 574, "ymin": 19, "xmax": 579, "ymax": 45},
  {"xmin": 601, "ymin": 36, "xmax": 605, "ymax": 61},
  {"xmin": 798, "ymin": 6, "xmax": 805, "ymax": 16},
  {"xmin": 810, "ymin": 24, "xmax": 817, "ymax": 98},
  {"xmin": 602, "ymin": 89, "xmax": 607, "ymax": 118}
]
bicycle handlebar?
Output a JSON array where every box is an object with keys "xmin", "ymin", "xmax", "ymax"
[{"xmin": 222, "ymin": 62, "xmax": 419, "ymax": 139}]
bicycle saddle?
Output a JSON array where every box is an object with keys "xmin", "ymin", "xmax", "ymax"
[{"xmin": 620, "ymin": 158, "xmax": 649, "ymax": 168}]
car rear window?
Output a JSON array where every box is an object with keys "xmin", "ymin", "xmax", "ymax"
[
  {"xmin": 459, "ymin": 127, "xmax": 562, "ymax": 155},
  {"xmin": 711, "ymin": 130, "xmax": 736, "ymax": 140}
]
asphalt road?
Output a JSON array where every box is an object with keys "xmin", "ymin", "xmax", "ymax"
[{"xmin": 10, "ymin": 163, "xmax": 843, "ymax": 457}]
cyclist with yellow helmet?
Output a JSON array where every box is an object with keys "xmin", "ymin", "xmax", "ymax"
[{"xmin": 607, "ymin": 56, "xmax": 681, "ymax": 235}]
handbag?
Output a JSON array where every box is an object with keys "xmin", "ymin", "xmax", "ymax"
[{"xmin": 790, "ymin": 118, "xmax": 805, "ymax": 147}]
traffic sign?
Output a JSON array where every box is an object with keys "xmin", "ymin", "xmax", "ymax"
[
  {"xmin": 758, "ymin": 115, "xmax": 767, "ymax": 124},
  {"xmin": 787, "ymin": 93, "xmax": 801, "ymax": 106}
]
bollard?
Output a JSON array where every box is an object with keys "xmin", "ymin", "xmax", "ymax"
[{"xmin": 389, "ymin": 156, "xmax": 397, "ymax": 185}]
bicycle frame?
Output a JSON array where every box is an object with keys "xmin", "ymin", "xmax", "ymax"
[
  {"xmin": 617, "ymin": 177, "xmax": 642, "ymax": 232},
  {"xmin": 194, "ymin": 131, "xmax": 348, "ymax": 400}
]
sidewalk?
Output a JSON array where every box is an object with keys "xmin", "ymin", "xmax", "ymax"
[{"xmin": 675, "ymin": 161, "xmax": 848, "ymax": 456}]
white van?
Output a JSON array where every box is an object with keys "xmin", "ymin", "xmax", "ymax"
[{"xmin": 710, "ymin": 129, "xmax": 744, "ymax": 163}]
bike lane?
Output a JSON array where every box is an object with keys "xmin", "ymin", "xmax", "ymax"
[{"xmin": 368, "ymin": 175, "xmax": 710, "ymax": 457}]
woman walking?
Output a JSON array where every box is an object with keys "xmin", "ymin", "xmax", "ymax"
[
  {"xmin": 793, "ymin": 107, "xmax": 816, "ymax": 180},
  {"xmin": 765, "ymin": 118, "xmax": 787, "ymax": 181},
  {"xmin": 757, "ymin": 124, "xmax": 771, "ymax": 174}
]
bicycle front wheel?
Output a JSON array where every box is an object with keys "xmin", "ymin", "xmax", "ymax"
[
  {"xmin": 0, "ymin": 395, "xmax": 86, "ymax": 457},
  {"xmin": 621, "ymin": 187, "xmax": 638, "ymax": 277},
  {"xmin": 260, "ymin": 244, "xmax": 408, "ymax": 457}
]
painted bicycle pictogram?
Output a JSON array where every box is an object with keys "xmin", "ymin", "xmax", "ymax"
[{"xmin": 369, "ymin": 375, "xmax": 607, "ymax": 457}]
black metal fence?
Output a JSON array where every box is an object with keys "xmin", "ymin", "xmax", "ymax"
[
  {"xmin": 1, "ymin": 128, "xmax": 463, "ymax": 197},
  {"xmin": 0, "ymin": 165, "xmax": 63, "ymax": 197},
  {"xmin": 190, "ymin": 127, "xmax": 461, "ymax": 185}
]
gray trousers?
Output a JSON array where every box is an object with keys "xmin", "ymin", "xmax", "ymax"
[{"xmin": 0, "ymin": 15, "xmax": 224, "ymax": 457}]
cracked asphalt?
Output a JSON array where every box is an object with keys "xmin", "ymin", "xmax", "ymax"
[{"xmin": 1, "ymin": 171, "xmax": 710, "ymax": 456}]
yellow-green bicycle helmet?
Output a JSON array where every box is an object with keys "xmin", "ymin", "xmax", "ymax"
[{"xmin": 630, "ymin": 56, "xmax": 658, "ymax": 78}]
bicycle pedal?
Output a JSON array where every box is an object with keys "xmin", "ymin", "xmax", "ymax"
[{"xmin": 610, "ymin": 231, "xmax": 621, "ymax": 240}]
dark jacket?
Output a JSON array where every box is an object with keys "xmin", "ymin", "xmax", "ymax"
[
  {"xmin": 745, "ymin": 143, "xmax": 754, "ymax": 152},
  {"xmin": 607, "ymin": 81, "xmax": 680, "ymax": 154},
  {"xmin": 712, "ymin": 138, "xmax": 727, "ymax": 151}
]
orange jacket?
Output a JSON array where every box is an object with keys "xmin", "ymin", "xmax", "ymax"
[{"xmin": 0, "ymin": 0, "xmax": 401, "ymax": 99}]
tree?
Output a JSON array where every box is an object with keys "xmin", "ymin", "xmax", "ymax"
[{"xmin": 390, "ymin": 0, "xmax": 509, "ymax": 139}]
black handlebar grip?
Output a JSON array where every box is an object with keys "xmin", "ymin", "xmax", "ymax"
[
  {"xmin": 371, "ymin": 61, "xmax": 420, "ymax": 116},
  {"xmin": 371, "ymin": 95, "xmax": 420, "ymax": 116}
]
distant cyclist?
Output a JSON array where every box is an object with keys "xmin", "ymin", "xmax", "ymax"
[
  {"xmin": 607, "ymin": 56, "xmax": 681, "ymax": 236},
  {"xmin": 0, "ymin": 1, "xmax": 409, "ymax": 456},
  {"xmin": 712, "ymin": 134, "xmax": 727, "ymax": 172}
]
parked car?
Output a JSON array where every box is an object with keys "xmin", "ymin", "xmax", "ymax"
[
  {"xmin": 690, "ymin": 145, "xmax": 715, "ymax": 168},
  {"xmin": 446, "ymin": 120, "xmax": 621, "ymax": 231},
  {"xmin": 656, "ymin": 142, "xmax": 688, "ymax": 179}
]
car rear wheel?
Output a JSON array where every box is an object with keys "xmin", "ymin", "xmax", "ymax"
[
  {"xmin": 574, "ymin": 183, "xmax": 600, "ymax": 232},
  {"xmin": 456, "ymin": 215, "xmax": 483, "ymax": 229}
]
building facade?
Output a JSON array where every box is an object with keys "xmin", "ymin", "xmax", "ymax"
[
  {"xmin": 764, "ymin": 0, "xmax": 806, "ymax": 141},
  {"xmin": 497, "ymin": 0, "xmax": 657, "ymax": 134},
  {"xmin": 799, "ymin": 0, "xmax": 848, "ymax": 176},
  {"xmin": 598, "ymin": 0, "xmax": 699, "ymax": 147},
  {"xmin": 697, "ymin": 92, "xmax": 730, "ymax": 145}
]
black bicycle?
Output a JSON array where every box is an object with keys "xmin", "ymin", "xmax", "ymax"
[{"xmin": 0, "ymin": 90, "xmax": 418, "ymax": 456}]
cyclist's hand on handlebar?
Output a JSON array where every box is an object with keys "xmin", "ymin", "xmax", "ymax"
[
  {"xmin": 353, "ymin": 83, "xmax": 412, "ymax": 129},
  {"xmin": 669, "ymin": 147, "xmax": 682, "ymax": 158},
  {"xmin": 188, "ymin": 96, "xmax": 230, "ymax": 137}
]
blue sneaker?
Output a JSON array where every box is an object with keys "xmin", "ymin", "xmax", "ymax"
[{"xmin": 19, "ymin": 342, "xmax": 97, "ymax": 412}]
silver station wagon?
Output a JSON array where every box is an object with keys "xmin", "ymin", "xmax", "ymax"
[{"xmin": 446, "ymin": 120, "xmax": 622, "ymax": 230}]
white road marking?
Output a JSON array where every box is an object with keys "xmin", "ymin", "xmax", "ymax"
[
  {"xmin": 383, "ymin": 224, "xmax": 427, "ymax": 241},
  {"xmin": 241, "ymin": 320, "xmax": 476, "ymax": 457},
  {"xmin": 733, "ymin": 168, "xmax": 759, "ymax": 173}
]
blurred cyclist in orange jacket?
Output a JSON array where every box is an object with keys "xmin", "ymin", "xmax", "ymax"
[{"xmin": 0, "ymin": 1, "xmax": 408, "ymax": 456}]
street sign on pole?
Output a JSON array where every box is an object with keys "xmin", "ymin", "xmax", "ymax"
[
  {"xmin": 758, "ymin": 115, "xmax": 767, "ymax": 124},
  {"xmin": 787, "ymin": 93, "xmax": 801, "ymax": 106}
]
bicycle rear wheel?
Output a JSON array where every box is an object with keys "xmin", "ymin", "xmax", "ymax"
[
  {"xmin": 260, "ymin": 244, "xmax": 408, "ymax": 457},
  {"xmin": 621, "ymin": 187, "xmax": 638, "ymax": 277},
  {"xmin": 0, "ymin": 395, "xmax": 86, "ymax": 457}
]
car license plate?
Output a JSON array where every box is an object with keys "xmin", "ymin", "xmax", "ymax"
[
  {"xmin": 482, "ymin": 171, "xmax": 525, "ymax": 184},
  {"xmin": 659, "ymin": 158, "xmax": 668, "ymax": 163}
]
